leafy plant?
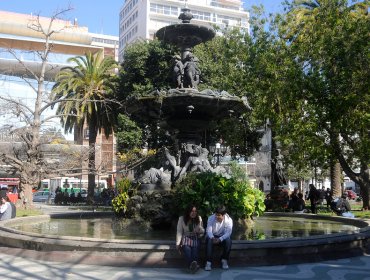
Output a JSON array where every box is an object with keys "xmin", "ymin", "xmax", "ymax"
[
  {"xmin": 111, "ymin": 192, "xmax": 129, "ymax": 216},
  {"xmin": 111, "ymin": 178, "xmax": 133, "ymax": 216},
  {"xmin": 173, "ymin": 171, "xmax": 265, "ymax": 220}
]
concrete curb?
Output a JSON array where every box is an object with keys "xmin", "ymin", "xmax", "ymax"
[{"xmin": 0, "ymin": 212, "xmax": 369, "ymax": 267}]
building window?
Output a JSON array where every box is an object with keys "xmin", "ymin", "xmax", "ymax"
[
  {"xmin": 192, "ymin": 10, "xmax": 211, "ymax": 22},
  {"xmin": 150, "ymin": 3, "xmax": 178, "ymax": 16}
]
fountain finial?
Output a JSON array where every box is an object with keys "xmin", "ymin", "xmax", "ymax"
[{"xmin": 178, "ymin": 7, "xmax": 193, "ymax": 23}]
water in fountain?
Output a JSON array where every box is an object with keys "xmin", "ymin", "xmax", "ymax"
[{"xmin": 9, "ymin": 215, "xmax": 363, "ymax": 240}]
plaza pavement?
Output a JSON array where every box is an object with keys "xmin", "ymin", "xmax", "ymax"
[
  {"xmin": 1, "ymin": 204, "xmax": 369, "ymax": 280},
  {"xmin": 1, "ymin": 250, "xmax": 369, "ymax": 280}
]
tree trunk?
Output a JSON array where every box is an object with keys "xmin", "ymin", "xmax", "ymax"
[
  {"xmin": 338, "ymin": 156, "xmax": 370, "ymax": 210},
  {"xmin": 330, "ymin": 160, "xmax": 341, "ymax": 198},
  {"xmin": 331, "ymin": 132, "xmax": 370, "ymax": 209},
  {"xmin": 87, "ymin": 119, "xmax": 97, "ymax": 205},
  {"xmin": 18, "ymin": 182, "xmax": 33, "ymax": 209},
  {"xmin": 358, "ymin": 167, "xmax": 370, "ymax": 210}
]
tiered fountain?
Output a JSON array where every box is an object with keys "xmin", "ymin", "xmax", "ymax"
[{"xmin": 126, "ymin": 7, "xmax": 251, "ymax": 189}]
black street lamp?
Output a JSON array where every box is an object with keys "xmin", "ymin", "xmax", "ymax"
[{"xmin": 209, "ymin": 141, "xmax": 227, "ymax": 166}]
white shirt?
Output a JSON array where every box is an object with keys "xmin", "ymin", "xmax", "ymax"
[
  {"xmin": 206, "ymin": 213, "xmax": 233, "ymax": 242},
  {"xmin": 0, "ymin": 201, "xmax": 11, "ymax": 221},
  {"xmin": 0, "ymin": 202, "xmax": 10, "ymax": 214}
]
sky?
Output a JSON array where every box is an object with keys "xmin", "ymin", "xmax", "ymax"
[{"xmin": 0, "ymin": 0, "xmax": 284, "ymax": 37}]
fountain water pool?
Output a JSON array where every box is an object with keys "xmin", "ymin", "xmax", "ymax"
[
  {"xmin": 7, "ymin": 214, "xmax": 363, "ymax": 241},
  {"xmin": 0, "ymin": 212, "xmax": 369, "ymax": 267}
]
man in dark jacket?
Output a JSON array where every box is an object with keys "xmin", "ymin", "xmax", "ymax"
[{"xmin": 308, "ymin": 184, "xmax": 320, "ymax": 214}]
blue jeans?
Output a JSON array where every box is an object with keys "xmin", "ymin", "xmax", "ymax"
[
  {"xmin": 182, "ymin": 240, "xmax": 200, "ymax": 266},
  {"xmin": 205, "ymin": 236, "xmax": 232, "ymax": 262}
]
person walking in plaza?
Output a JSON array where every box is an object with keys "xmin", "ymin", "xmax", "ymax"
[
  {"xmin": 205, "ymin": 205, "xmax": 233, "ymax": 271},
  {"xmin": 176, "ymin": 204, "xmax": 205, "ymax": 273},
  {"xmin": 325, "ymin": 188, "xmax": 333, "ymax": 209},
  {"xmin": 0, "ymin": 196, "xmax": 12, "ymax": 221},
  {"xmin": 308, "ymin": 184, "xmax": 320, "ymax": 214}
]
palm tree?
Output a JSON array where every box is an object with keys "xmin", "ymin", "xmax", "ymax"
[{"xmin": 52, "ymin": 51, "xmax": 118, "ymax": 204}]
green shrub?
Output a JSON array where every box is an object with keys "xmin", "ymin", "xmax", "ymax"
[
  {"xmin": 112, "ymin": 192, "xmax": 129, "ymax": 216},
  {"xmin": 115, "ymin": 177, "xmax": 132, "ymax": 194},
  {"xmin": 173, "ymin": 171, "xmax": 265, "ymax": 220},
  {"xmin": 111, "ymin": 178, "xmax": 132, "ymax": 216}
]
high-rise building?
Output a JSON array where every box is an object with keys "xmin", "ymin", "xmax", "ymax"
[{"xmin": 118, "ymin": 0, "xmax": 249, "ymax": 60}]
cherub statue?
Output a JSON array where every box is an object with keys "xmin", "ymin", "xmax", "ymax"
[
  {"xmin": 172, "ymin": 55, "xmax": 184, "ymax": 88},
  {"xmin": 183, "ymin": 53, "xmax": 200, "ymax": 89}
]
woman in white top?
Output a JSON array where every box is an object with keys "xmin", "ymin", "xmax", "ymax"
[
  {"xmin": 176, "ymin": 205, "xmax": 204, "ymax": 273},
  {"xmin": 0, "ymin": 196, "xmax": 12, "ymax": 221}
]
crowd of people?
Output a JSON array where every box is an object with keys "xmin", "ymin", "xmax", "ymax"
[{"xmin": 265, "ymin": 183, "xmax": 354, "ymax": 218}]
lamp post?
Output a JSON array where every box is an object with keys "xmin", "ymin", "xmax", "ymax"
[{"xmin": 209, "ymin": 141, "xmax": 226, "ymax": 166}]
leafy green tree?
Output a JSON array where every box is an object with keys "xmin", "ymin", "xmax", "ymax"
[
  {"xmin": 118, "ymin": 40, "xmax": 178, "ymax": 153},
  {"xmin": 118, "ymin": 39, "xmax": 175, "ymax": 99},
  {"xmin": 194, "ymin": 28, "xmax": 264, "ymax": 158},
  {"xmin": 116, "ymin": 114, "xmax": 142, "ymax": 152},
  {"xmin": 52, "ymin": 51, "xmax": 118, "ymax": 204},
  {"xmin": 280, "ymin": 0, "xmax": 370, "ymax": 208}
]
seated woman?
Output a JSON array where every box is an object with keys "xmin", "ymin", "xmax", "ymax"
[
  {"xmin": 0, "ymin": 196, "xmax": 12, "ymax": 221},
  {"xmin": 292, "ymin": 193, "xmax": 306, "ymax": 213},
  {"xmin": 176, "ymin": 205, "xmax": 205, "ymax": 273}
]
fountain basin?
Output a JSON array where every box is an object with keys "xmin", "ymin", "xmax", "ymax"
[
  {"xmin": 0, "ymin": 212, "xmax": 369, "ymax": 267},
  {"xmin": 126, "ymin": 89, "xmax": 251, "ymax": 143},
  {"xmin": 155, "ymin": 23, "xmax": 215, "ymax": 49}
]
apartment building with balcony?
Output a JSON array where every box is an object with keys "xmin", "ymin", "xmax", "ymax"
[{"xmin": 118, "ymin": 0, "xmax": 249, "ymax": 61}]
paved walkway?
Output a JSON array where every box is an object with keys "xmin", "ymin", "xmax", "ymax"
[
  {"xmin": 1, "ymin": 203, "xmax": 369, "ymax": 280},
  {"xmin": 1, "ymin": 251, "xmax": 370, "ymax": 280}
]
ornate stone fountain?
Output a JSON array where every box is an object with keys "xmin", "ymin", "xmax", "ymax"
[
  {"xmin": 1, "ymin": 9, "xmax": 369, "ymax": 268},
  {"xmin": 126, "ymin": 7, "xmax": 251, "ymax": 188}
]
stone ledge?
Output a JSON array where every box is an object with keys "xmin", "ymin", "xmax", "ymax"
[{"xmin": 0, "ymin": 212, "xmax": 369, "ymax": 267}]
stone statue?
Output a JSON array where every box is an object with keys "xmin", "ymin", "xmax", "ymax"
[
  {"xmin": 183, "ymin": 53, "xmax": 200, "ymax": 89},
  {"xmin": 139, "ymin": 167, "xmax": 171, "ymax": 186},
  {"xmin": 271, "ymin": 149, "xmax": 287, "ymax": 187},
  {"xmin": 172, "ymin": 55, "xmax": 184, "ymax": 89},
  {"xmin": 164, "ymin": 147, "xmax": 181, "ymax": 180},
  {"xmin": 178, "ymin": 144, "xmax": 213, "ymax": 179}
]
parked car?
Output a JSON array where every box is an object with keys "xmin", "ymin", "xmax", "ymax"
[
  {"xmin": 33, "ymin": 190, "xmax": 54, "ymax": 203},
  {"xmin": 345, "ymin": 190, "xmax": 357, "ymax": 200}
]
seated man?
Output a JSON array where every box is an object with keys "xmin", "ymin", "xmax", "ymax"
[
  {"xmin": 205, "ymin": 205, "xmax": 233, "ymax": 271},
  {"xmin": 331, "ymin": 193, "xmax": 353, "ymax": 217}
]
